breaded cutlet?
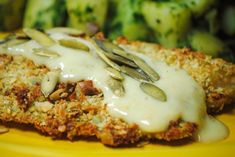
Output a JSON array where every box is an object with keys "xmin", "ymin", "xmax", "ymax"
[{"xmin": 0, "ymin": 31, "xmax": 234, "ymax": 146}]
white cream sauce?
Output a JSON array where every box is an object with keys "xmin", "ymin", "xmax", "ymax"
[
  {"xmin": 196, "ymin": 116, "xmax": 229, "ymax": 142},
  {"xmin": 0, "ymin": 32, "xmax": 228, "ymax": 141}
]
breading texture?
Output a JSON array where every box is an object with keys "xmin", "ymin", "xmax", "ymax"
[
  {"xmin": 116, "ymin": 37, "xmax": 235, "ymax": 112},
  {"xmin": 0, "ymin": 54, "xmax": 196, "ymax": 146},
  {"xmin": 0, "ymin": 36, "xmax": 234, "ymax": 145}
]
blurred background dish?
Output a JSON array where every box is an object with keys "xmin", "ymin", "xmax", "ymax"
[{"xmin": 0, "ymin": 0, "xmax": 234, "ymax": 61}]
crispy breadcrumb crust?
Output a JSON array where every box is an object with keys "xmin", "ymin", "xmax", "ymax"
[
  {"xmin": 0, "ymin": 35, "xmax": 234, "ymax": 146},
  {"xmin": 0, "ymin": 54, "xmax": 196, "ymax": 146},
  {"xmin": 115, "ymin": 37, "xmax": 235, "ymax": 112}
]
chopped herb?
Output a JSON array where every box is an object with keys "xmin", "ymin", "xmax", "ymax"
[
  {"xmin": 165, "ymin": 29, "xmax": 174, "ymax": 37},
  {"xmin": 191, "ymin": 1, "xmax": 196, "ymax": 5},
  {"xmin": 156, "ymin": 19, "xmax": 161, "ymax": 24},
  {"xmin": 85, "ymin": 6, "xmax": 94, "ymax": 13}
]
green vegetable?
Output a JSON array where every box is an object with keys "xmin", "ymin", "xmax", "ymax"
[
  {"xmin": 188, "ymin": 30, "xmax": 226, "ymax": 57},
  {"xmin": 0, "ymin": 0, "xmax": 234, "ymax": 63},
  {"xmin": 0, "ymin": 0, "xmax": 26, "ymax": 31},
  {"xmin": 174, "ymin": 0, "xmax": 217, "ymax": 17},
  {"xmin": 23, "ymin": 0, "xmax": 66, "ymax": 29},
  {"xmin": 204, "ymin": 9, "xmax": 219, "ymax": 34},
  {"xmin": 222, "ymin": 6, "xmax": 235, "ymax": 36},
  {"xmin": 107, "ymin": 0, "xmax": 152, "ymax": 41},
  {"xmin": 66, "ymin": 0, "xmax": 108, "ymax": 34},
  {"xmin": 142, "ymin": 1, "xmax": 192, "ymax": 48}
]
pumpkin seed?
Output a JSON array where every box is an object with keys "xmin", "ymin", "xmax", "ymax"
[
  {"xmin": 140, "ymin": 82, "xmax": 167, "ymax": 102},
  {"xmin": 23, "ymin": 28, "xmax": 55, "ymax": 46},
  {"xmin": 92, "ymin": 39, "xmax": 121, "ymax": 71},
  {"xmin": 93, "ymin": 38, "xmax": 138, "ymax": 68},
  {"xmin": 0, "ymin": 125, "xmax": 9, "ymax": 134},
  {"xmin": 0, "ymin": 32, "xmax": 29, "ymax": 48},
  {"xmin": 105, "ymin": 67, "xmax": 124, "ymax": 80},
  {"xmin": 105, "ymin": 53, "xmax": 138, "ymax": 68},
  {"xmin": 46, "ymin": 27, "xmax": 83, "ymax": 35},
  {"xmin": 132, "ymin": 56, "xmax": 160, "ymax": 81},
  {"xmin": 15, "ymin": 31, "xmax": 30, "ymax": 40},
  {"xmin": 34, "ymin": 101, "xmax": 53, "ymax": 112},
  {"xmin": 33, "ymin": 48, "xmax": 60, "ymax": 58},
  {"xmin": 107, "ymin": 77, "xmax": 125, "ymax": 97},
  {"xmin": 113, "ymin": 45, "xmax": 160, "ymax": 81},
  {"xmin": 0, "ymin": 32, "xmax": 29, "ymax": 43},
  {"xmin": 41, "ymin": 70, "xmax": 60, "ymax": 97},
  {"xmin": 0, "ymin": 39, "xmax": 28, "ymax": 48},
  {"xmin": 58, "ymin": 39, "xmax": 89, "ymax": 51},
  {"xmin": 94, "ymin": 38, "xmax": 122, "ymax": 53},
  {"xmin": 112, "ymin": 49, "xmax": 135, "ymax": 61},
  {"xmin": 75, "ymin": 83, "xmax": 82, "ymax": 98},
  {"xmin": 49, "ymin": 88, "xmax": 67, "ymax": 100},
  {"xmin": 0, "ymin": 33, "xmax": 15, "ymax": 44},
  {"xmin": 120, "ymin": 66, "xmax": 150, "ymax": 82}
]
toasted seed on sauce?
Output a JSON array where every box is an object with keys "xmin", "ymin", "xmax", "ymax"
[
  {"xmin": 107, "ymin": 77, "xmax": 125, "ymax": 97},
  {"xmin": 47, "ymin": 27, "xmax": 83, "ymax": 35},
  {"xmin": 23, "ymin": 28, "xmax": 55, "ymax": 46},
  {"xmin": 41, "ymin": 70, "xmax": 60, "ymax": 97},
  {"xmin": 140, "ymin": 82, "xmax": 167, "ymax": 102},
  {"xmin": 92, "ymin": 39, "xmax": 121, "ymax": 71},
  {"xmin": 120, "ymin": 65, "xmax": 150, "ymax": 82},
  {"xmin": 33, "ymin": 48, "xmax": 60, "ymax": 58},
  {"xmin": 133, "ymin": 56, "xmax": 160, "ymax": 81},
  {"xmin": 58, "ymin": 39, "xmax": 90, "ymax": 51},
  {"xmin": 105, "ymin": 67, "xmax": 124, "ymax": 80},
  {"xmin": 105, "ymin": 52, "xmax": 137, "ymax": 68},
  {"xmin": 94, "ymin": 38, "xmax": 122, "ymax": 53}
]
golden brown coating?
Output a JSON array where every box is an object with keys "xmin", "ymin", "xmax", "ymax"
[
  {"xmin": 0, "ymin": 35, "xmax": 234, "ymax": 146},
  {"xmin": 116, "ymin": 37, "xmax": 235, "ymax": 112},
  {"xmin": 0, "ymin": 54, "xmax": 196, "ymax": 146}
]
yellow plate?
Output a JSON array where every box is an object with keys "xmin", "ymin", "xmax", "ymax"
[
  {"xmin": 0, "ymin": 33, "xmax": 235, "ymax": 157},
  {"xmin": 0, "ymin": 109, "xmax": 235, "ymax": 157}
]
